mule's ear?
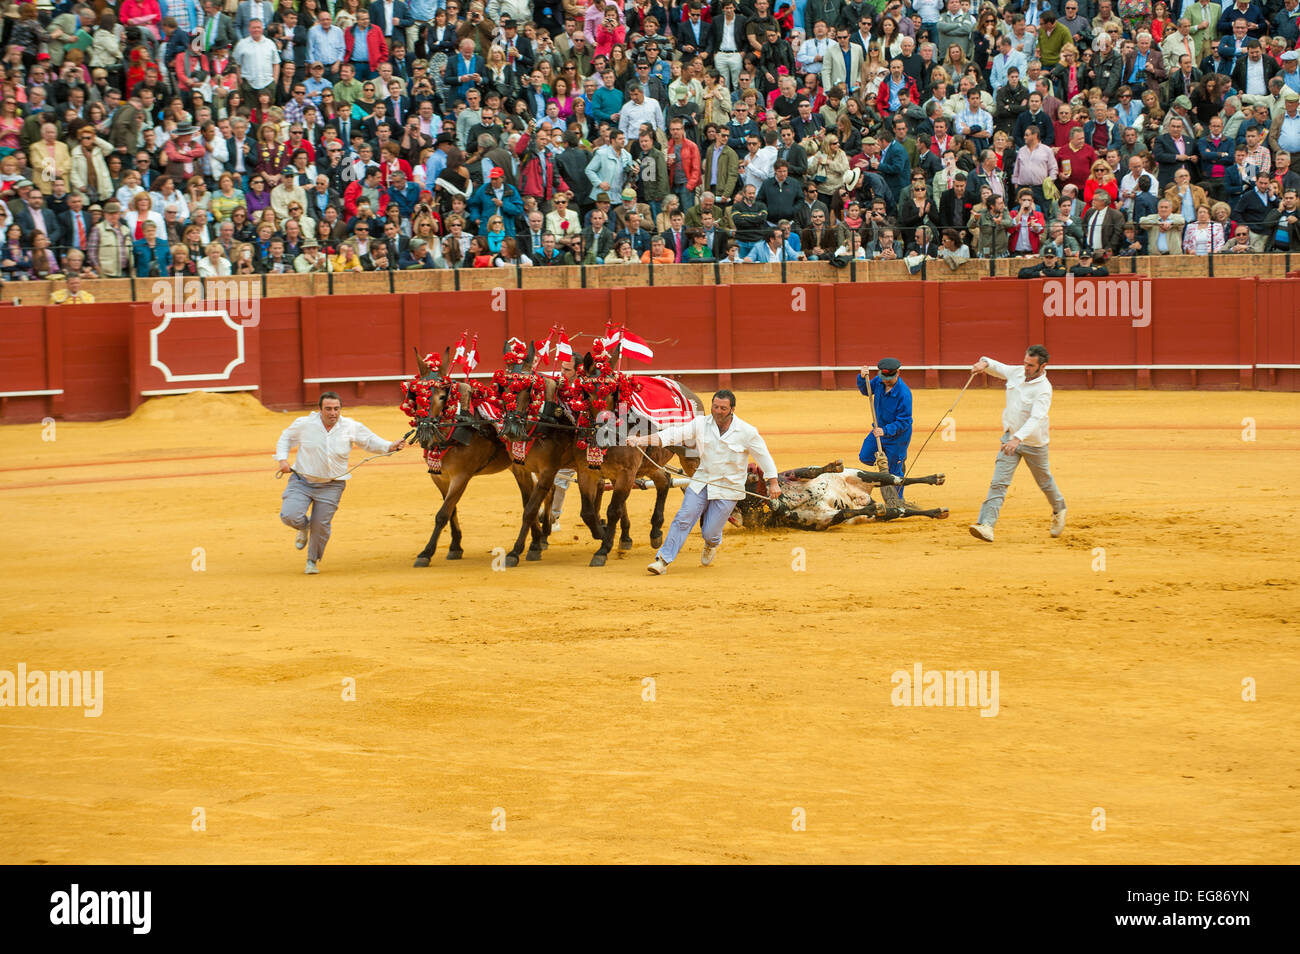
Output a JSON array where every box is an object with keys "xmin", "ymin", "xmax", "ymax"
[
  {"xmin": 582, "ymin": 352, "xmax": 594, "ymax": 374},
  {"xmin": 415, "ymin": 347, "xmax": 429, "ymax": 376},
  {"xmin": 608, "ymin": 342, "xmax": 621, "ymax": 365},
  {"xmin": 502, "ymin": 338, "xmax": 512, "ymax": 355},
  {"xmin": 441, "ymin": 346, "xmax": 451, "ymax": 377},
  {"xmin": 526, "ymin": 341, "xmax": 536, "ymax": 366}
]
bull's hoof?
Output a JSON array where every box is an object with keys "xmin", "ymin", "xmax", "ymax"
[
  {"xmin": 937, "ymin": 509, "xmax": 950, "ymax": 519},
  {"xmin": 526, "ymin": 548, "xmax": 543, "ymax": 561},
  {"xmin": 413, "ymin": 556, "xmax": 431, "ymax": 568},
  {"xmin": 619, "ymin": 537, "xmax": 634, "ymax": 551},
  {"xmin": 504, "ymin": 553, "xmax": 520, "ymax": 568},
  {"xmin": 650, "ymin": 533, "xmax": 663, "ymax": 549},
  {"xmin": 446, "ymin": 549, "xmax": 463, "ymax": 560},
  {"xmin": 589, "ymin": 553, "xmax": 607, "ymax": 567},
  {"xmin": 935, "ymin": 474, "xmax": 946, "ymax": 485},
  {"xmin": 829, "ymin": 459, "xmax": 844, "ymax": 472}
]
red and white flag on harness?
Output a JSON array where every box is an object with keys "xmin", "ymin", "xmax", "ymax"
[
  {"xmin": 533, "ymin": 335, "xmax": 552, "ymax": 366},
  {"xmin": 450, "ymin": 331, "xmax": 468, "ymax": 371},
  {"xmin": 464, "ymin": 334, "xmax": 479, "ymax": 371},
  {"xmin": 555, "ymin": 329, "xmax": 573, "ymax": 361},
  {"xmin": 605, "ymin": 327, "xmax": 654, "ymax": 363}
]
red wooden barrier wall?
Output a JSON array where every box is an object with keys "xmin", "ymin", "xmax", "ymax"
[{"xmin": 1, "ymin": 277, "xmax": 1296, "ymax": 423}]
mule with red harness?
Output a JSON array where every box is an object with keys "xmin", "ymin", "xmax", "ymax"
[
  {"xmin": 402, "ymin": 349, "xmax": 514, "ymax": 566},
  {"xmin": 558, "ymin": 343, "xmax": 705, "ymax": 564}
]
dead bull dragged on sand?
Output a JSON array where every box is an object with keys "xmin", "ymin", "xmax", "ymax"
[{"xmin": 731, "ymin": 461, "xmax": 949, "ymax": 531}]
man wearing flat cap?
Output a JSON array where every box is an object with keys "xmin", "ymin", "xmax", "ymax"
[{"xmin": 856, "ymin": 357, "xmax": 913, "ymax": 496}]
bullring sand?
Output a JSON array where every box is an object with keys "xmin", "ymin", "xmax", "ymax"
[{"xmin": 1, "ymin": 388, "xmax": 1297, "ymax": 863}]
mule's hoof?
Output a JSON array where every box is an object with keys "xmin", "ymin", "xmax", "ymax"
[
  {"xmin": 589, "ymin": 553, "xmax": 607, "ymax": 567},
  {"xmin": 413, "ymin": 556, "xmax": 431, "ymax": 568},
  {"xmin": 504, "ymin": 553, "xmax": 520, "ymax": 568},
  {"xmin": 526, "ymin": 549, "xmax": 543, "ymax": 561},
  {"xmin": 650, "ymin": 534, "xmax": 663, "ymax": 549},
  {"xmin": 619, "ymin": 538, "xmax": 633, "ymax": 551},
  {"xmin": 539, "ymin": 538, "xmax": 550, "ymax": 550},
  {"xmin": 446, "ymin": 549, "xmax": 463, "ymax": 560}
]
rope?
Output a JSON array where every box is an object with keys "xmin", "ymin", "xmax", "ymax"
[
  {"xmin": 631, "ymin": 443, "xmax": 777, "ymax": 503},
  {"xmin": 904, "ymin": 372, "xmax": 976, "ymax": 477}
]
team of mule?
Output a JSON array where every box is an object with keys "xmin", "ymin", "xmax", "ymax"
[{"xmin": 401, "ymin": 334, "xmax": 948, "ymax": 567}]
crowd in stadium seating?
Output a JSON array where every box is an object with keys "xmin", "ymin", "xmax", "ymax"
[{"xmin": 3, "ymin": 0, "xmax": 1300, "ymax": 302}]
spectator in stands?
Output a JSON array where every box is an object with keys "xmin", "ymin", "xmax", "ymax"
[
  {"xmin": 133, "ymin": 220, "xmax": 172, "ymax": 276},
  {"xmin": 50, "ymin": 272, "xmax": 95, "ymax": 304},
  {"xmin": 0, "ymin": 0, "xmax": 1293, "ymax": 292}
]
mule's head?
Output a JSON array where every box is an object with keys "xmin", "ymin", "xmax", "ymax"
[
  {"xmin": 404, "ymin": 347, "xmax": 455, "ymax": 450},
  {"xmin": 499, "ymin": 381, "xmax": 535, "ymax": 442},
  {"xmin": 572, "ymin": 351, "xmax": 616, "ymax": 448}
]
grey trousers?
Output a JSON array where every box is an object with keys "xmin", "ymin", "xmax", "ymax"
[
  {"xmin": 714, "ymin": 52, "xmax": 744, "ymax": 89},
  {"xmin": 280, "ymin": 473, "xmax": 346, "ymax": 562},
  {"xmin": 978, "ymin": 434, "xmax": 1066, "ymax": 526}
]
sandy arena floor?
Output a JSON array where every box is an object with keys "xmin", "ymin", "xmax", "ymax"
[{"xmin": 1, "ymin": 387, "xmax": 1297, "ymax": 864}]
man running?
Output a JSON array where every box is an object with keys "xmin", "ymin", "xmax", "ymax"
[
  {"xmin": 968, "ymin": 346, "xmax": 1067, "ymax": 542},
  {"xmin": 275, "ymin": 391, "xmax": 407, "ymax": 573},
  {"xmin": 628, "ymin": 389, "xmax": 781, "ymax": 573}
]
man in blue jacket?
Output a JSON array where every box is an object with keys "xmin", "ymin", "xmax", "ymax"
[
  {"xmin": 468, "ymin": 167, "xmax": 524, "ymax": 235},
  {"xmin": 857, "ymin": 357, "xmax": 913, "ymax": 499}
]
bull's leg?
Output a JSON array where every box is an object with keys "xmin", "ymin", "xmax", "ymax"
[
  {"xmin": 899, "ymin": 504, "xmax": 950, "ymax": 519},
  {"xmin": 828, "ymin": 504, "xmax": 880, "ymax": 526},
  {"xmin": 855, "ymin": 469, "xmax": 946, "ymax": 487},
  {"xmin": 785, "ymin": 460, "xmax": 846, "ymax": 480},
  {"xmin": 415, "ymin": 472, "xmax": 466, "ymax": 567}
]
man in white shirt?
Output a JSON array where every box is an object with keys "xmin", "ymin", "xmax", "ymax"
[
  {"xmin": 618, "ymin": 83, "xmax": 665, "ymax": 140},
  {"xmin": 968, "ymin": 346, "xmax": 1067, "ymax": 542},
  {"xmin": 629, "ymin": 390, "xmax": 781, "ymax": 573},
  {"xmin": 233, "ymin": 19, "xmax": 282, "ymax": 98},
  {"xmin": 275, "ymin": 392, "xmax": 407, "ymax": 573},
  {"xmin": 714, "ymin": 0, "xmax": 745, "ymax": 89}
]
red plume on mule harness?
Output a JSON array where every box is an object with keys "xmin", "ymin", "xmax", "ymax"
[
  {"xmin": 492, "ymin": 337, "xmax": 569, "ymax": 463},
  {"xmin": 402, "ymin": 346, "xmax": 499, "ymax": 473}
]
